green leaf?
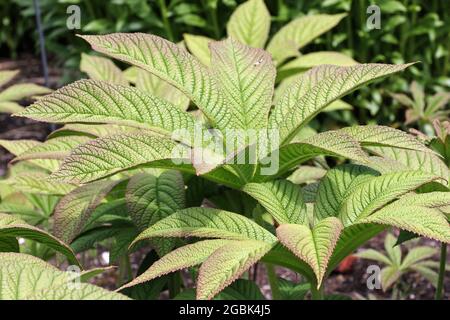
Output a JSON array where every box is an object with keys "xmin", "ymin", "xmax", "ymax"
[
  {"xmin": 276, "ymin": 217, "xmax": 343, "ymax": 287},
  {"xmin": 401, "ymin": 246, "xmax": 437, "ymax": 270},
  {"xmin": 13, "ymin": 136, "xmax": 91, "ymax": 162},
  {"xmin": 279, "ymin": 51, "xmax": 357, "ymax": 73},
  {"xmin": 210, "ymin": 38, "xmax": 275, "ymax": 130},
  {"xmin": 267, "ymin": 13, "xmax": 346, "ymax": 64},
  {"xmin": 380, "ymin": 266, "xmax": 401, "ymax": 291},
  {"xmin": 226, "ymin": 0, "xmax": 271, "ymax": 48},
  {"xmin": 270, "ymin": 63, "xmax": 413, "ymax": 144},
  {"xmin": 0, "ymin": 69, "xmax": 19, "ymax": 87},
  {"xmin": 183, "ymin": 34, "xmax": 213, "ymax": 66},
  {"xmin": 126, "ymin": 171, "xmax": 185, "ymax": 255},
  {"xmin": 119, "ymin": 239, "xmax": 231, "ymax": 290},
  {"xmin": 126, "ymin": 171, "xmax": 185, "ymax": 231},
  {"xmin": 53, "ymin": 180, "xmax": 123, "ymax": 243},
  {"xmin": 263, "ymin": 130, "xmax": 369, "ymax": 179},
  {"xmin": 341, "ymin": 125, "xmax": 432, "ymax": 154},
  {"xmin": 50, "ymin": 133, "xmax": 187, "ymax": 184},
  {"xmin": 358, "ymin": 205, "xmax": 450, "ymax": 244},
  {"xmin": 10, "ymin": 173, "xmax": 76, "ymax": 196},
  {"xmin": 339, "ymin": 170, "xmax": 438, "ymax": 226},
  {"xmin": 288, "ymin": 166, "xmax": 327, "ymax": 184},
  {"xmin": 314, "ymin": 164, "xmax": 380, "ymax": 221},
  {"xmin": 218, "ymin": 279, "xmax": 265, "ymax": 300},
  {"xmin": 0, "ymin": 213, "xmax": 79, "ymax": 266},
  {"xmin": 278, "ymin": 278, "xmax": 310, "ymax": 300},
  {"xmin": 80, "ymin": 53, "xmax": 129, "ymax": 85},
  {"xmin": 0, "ymin": 253, "xmax": 129, "ymax": 300},
  {"xmin": 0, "ymin": 83, "xmax": 51, "ymax": 102},
  {"xmin": 328, "ymin": 224, "xmax": 386, "ymax": 272},
  {"xmin": 385, "ymin": 233, "xmax": 406, "ymax": 267},
  {"xmin": 134, "ymin": 68, "xmax": 190, "ymax": 110},
  {"xmin": 355, "ymin": 249, "xmax": 392, "ymax": 265},
  {"xmin": 80, "ymin": 33, "xmax": 230, "ymax": 130},
  {"xmin": 365, "ymin": 146, "xmax": 450, "ymax": 184},
  {"xmin": 197, "ymin": 240, "xmax": 273, "ymax": 300},
  {"xmin": 131, "ymin": 207, "xmax": 277, "ymax": 246},
  {"xmin": 0, "ymin": 101, "xmax": 24, "ymax": 113},
  {"xmin": 243, "ymin": 179, "xmax": 307, "ymax": 224},
  {"xmin": 17, "ymin": 79, "xmax": 196, "ymax": 139}
]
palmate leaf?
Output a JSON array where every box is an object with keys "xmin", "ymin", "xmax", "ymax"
[
  {"xmin": 183, "ymin": 34, "xmax": 213, "ymax": 66},
  {"xmin": 276, "ymin": 217, "xmax": 343, "ymax": 287},
  {"xmin": 53, "ymin": 179, "xmax": 123, "ymax": 243},
  {"xmin": 80, "ymin": 33, "xmax": 231, "ymax": 130},
  {"xmin": 267, "ymin": 13, "xmax": 347, "ymax": 65},
  {"xmin": 196, "ymin": 240, "xmax": 273, "ymax": 300},
  {"xmin": 16, "ymin": 79, "xmax": 196, "ymax": 139},
  {"xmin": 270, "ymin": 63, "xmax": 413, "ymax": 144},
  {"xmin": 0, "ymin": 213, "xmax": 79, "ymax": 266},
  {"xmin": 210, "ymin": 38, "xmax": 275, "ymax": 130},
  {"xmin": 339, "ymin": 170, "xmax": 438, "ymax": 226},
  {"xmin": 243, "ymin": 179, "xmax": 307, "ymax": 224},
  {"xmin": 354, "ymin": 249, "xmax": 392, "ymax": 265},
  {"xmin": 226, "ymin": 0, "xmax": 270, "ymax": 48},
  {"xmin": 80, "ymin": 53, "xmax": 129, "ymax": 85},
  {"xmin": 0, "ymin": 253, "xmax": 129, "ymax": 300},
  {"xmin": 131, "ymin": 207, "xmax": 277, "ymax": 246}
]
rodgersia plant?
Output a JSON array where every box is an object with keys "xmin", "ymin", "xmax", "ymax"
[
  {"xmin": 0, "ymin": 24, "xmax": 449, "ymax": 299},
  {"xmin": 0, "ymin": 69, "xmax": 51, "ymax": 114}
]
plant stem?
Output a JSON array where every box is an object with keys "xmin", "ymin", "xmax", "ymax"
[
  {"xmin": 310, "ymin": 284, "xmax": 324, "ymax": 300},
  {"xmin": 118, "ymin": 254, "xmax": 132, "ymax": 285},
  {"xmin": 158, "ymin": 0, "xmax": 174, "ymax": 41},
  {"xmin": 169, "ymin": 272, "xmax": 181, "ymax": 298},
  {"xmin": 265, "ymin": 264, "xmax": 281, "ymax": 300},
  {"xmin": 435, "ymin": 243, "xmax": 447, "ymax": 300}
]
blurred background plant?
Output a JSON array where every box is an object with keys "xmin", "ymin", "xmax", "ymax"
[{"xmin": 356, "ymin": 233, "xmax": 448, "ymax": 299}]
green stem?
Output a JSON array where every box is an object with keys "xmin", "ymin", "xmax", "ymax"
[
  {"xmin": 435, "ymin": 243, "xmax": 447, "ymax": 300},
  {"xmin": 169, "ymin": 272, "xmax": 182, "ymax": 298},
  {"xmin": 265, "ymin": 264, "xmax": 281, "ymax": 300},
  {"xmin": 310, "ymin": 283, "xmax": 324, "ymax": 300},
  {"xmin": 158, "ymin": 0, "xmax": 174, "ymax": 41},
  {"xmin": 118, "ymin": 254, "xmax": 132, "ymax": 285}
]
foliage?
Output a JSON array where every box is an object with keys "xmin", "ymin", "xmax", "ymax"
[
  {"xmin": 356, "ymin": 233, "xmax": 446, "ymax": 298},
  {"xmin": 0, "ymin": 0, "xmax": 449, "ymax": 301},
  {"xmin": 0, "ymin": 69, "xmax": 51, "ymax": 114}
]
